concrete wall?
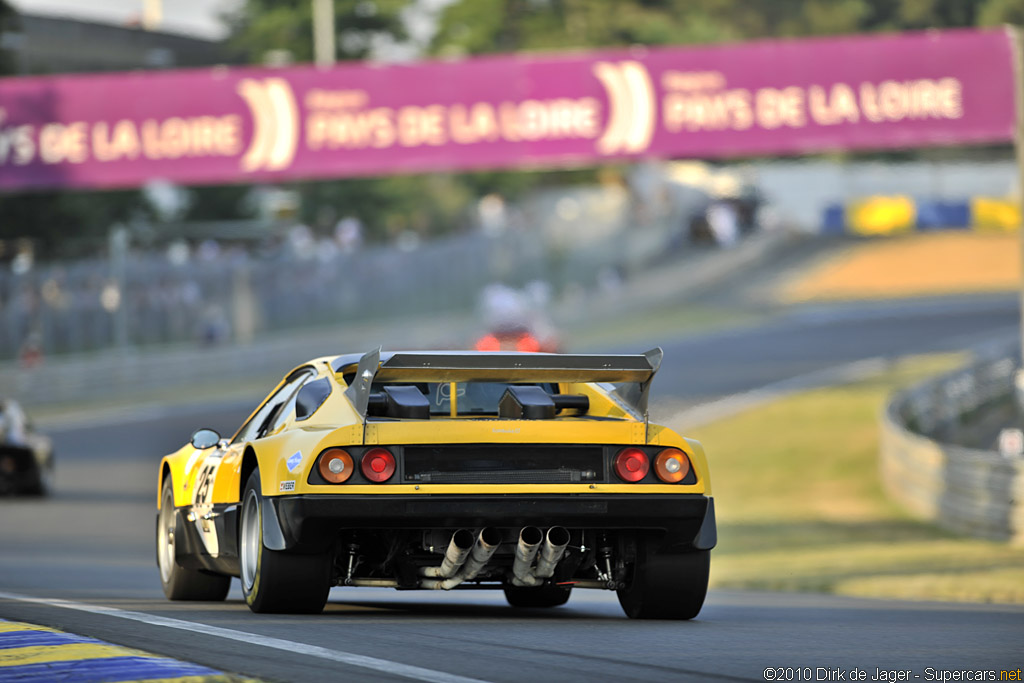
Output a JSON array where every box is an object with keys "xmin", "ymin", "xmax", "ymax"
[{"xmin": 880, "ymin": 346, "xmax": 1024, "ymax": 544}]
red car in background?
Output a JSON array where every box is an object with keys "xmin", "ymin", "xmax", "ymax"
[{"xmin": 474, "ymin": 283, "xmax": 560, "ymax": 353}]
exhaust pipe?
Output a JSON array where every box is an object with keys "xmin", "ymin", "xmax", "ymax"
[
  {"xmin": 421, "ymin": 528, "xmax": 500, "ymax": 590},
  {"xmin": 535, "ymin": 526, "xmax": 570, "ymax": 578},
  {"xmin": 511, "ymin": 526, "xmax": 543, "ymax": 586},
  {"xmin": 459, "ymin": 527, "xmax": 502, "ymax": 580},
  {"xmin": 511, "ymin": 526, "xmax": 570, "ymax": 587},
  {"xmin": 419, "ymin": 529, "xmax": 474, "ymax": 579}
]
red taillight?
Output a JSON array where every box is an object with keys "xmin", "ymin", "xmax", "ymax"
[
  {"xmin": 361, "ymin": 447, "xmax": 396, "ymax": 483},
  {"xmin": 654, "ymin": 448, "xmax": 691, "ymax": 483},
  {"xmin": 614, "ymin": 447, "xmax": 649, "ymax": 482},
  {"xmin": 516, "ymin": 334, "xmax": 540, "ymax": 352},
  {"xmin": 318, "ymin": 448, "xmax": 353, "ymax": 484},
  {"xmin": 475, "ymin": 335, "xmax": 500, "ymax": 351}
]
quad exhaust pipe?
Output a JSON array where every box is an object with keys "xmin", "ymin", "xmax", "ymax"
[
  {"xmin": 419, "ymin": 529, "xmax": 475, "ymax": 579},
  {"xmin": 511, "ymin": 526, "xmax": 542, "ymax": 585},
  {"xmin": 419, "ymin": 526, "xmax": 571, "ymax": 589},
  {"xmin": 420, "ymin": 528, "xmax": 501, "ymax": 590},
  {"xmin": 511, "ymin": 526, "xmax": 570, "ymax": 587}
]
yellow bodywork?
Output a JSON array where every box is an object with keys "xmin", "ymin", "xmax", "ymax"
[{"xmin": 158, "ymin": 355, "xmax": 711, "ymax": 510}]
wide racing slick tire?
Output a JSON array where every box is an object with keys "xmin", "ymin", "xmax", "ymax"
[
  {"xmin": 157, "ymin": 477, "xmax": 231, "ymax": 601},
  {"xmin": 240, "ymin": 469, "xmax": 330, "ymax": 614},
  {"xmin": 503, "ymin": 584, "xmax": 572, "ymax": 608},
  {"xmin": 616, "ymin": 541, "xmax": 709, "ymax": 620}
]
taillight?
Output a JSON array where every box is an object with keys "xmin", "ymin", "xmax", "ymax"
[
  {"xmin": 361, "ymin": 447, "xmax": 396, "ymax": 483},
  {"xmin": 516, "ymin": 334, "xmax": 540, "ymax": 352},
  {"xmin": 614, "ymin": 447, "xmax": 649, "ymax": 482},
  {"xmin": 654, "ymin": 448, "xmax": 691, "ymax": 483},
  {"xmin": 475, "ymin": 335, "xmax": 500, "ymax": 351},
  {"xmin": 318, "ymin": 448, "xmax": 353, "ymax": 484}
]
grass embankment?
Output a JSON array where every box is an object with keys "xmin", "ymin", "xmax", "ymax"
[
  {"xmin": 780, "ymin": 232, "xmax": 1020, "ymax": 303},
  {"xmin": 687, "ymin": 353, "xmax": 1024, "ymax": 604}
]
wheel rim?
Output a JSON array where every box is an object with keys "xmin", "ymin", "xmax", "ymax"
[
  {"xmin": 157, "ymin": 488, "xmax": 175, "ymax": 583},
  {"xmin": 240, "ymin": 487, "xmax": 260, "ymax": 591}
]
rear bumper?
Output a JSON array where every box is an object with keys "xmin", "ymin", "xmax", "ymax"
[{"xmin": 266, "ymin": 493, "xmax": 717, "ymax": 553}]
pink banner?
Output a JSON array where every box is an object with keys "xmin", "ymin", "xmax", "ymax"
[{"xmin": 0, "ymin": 28, "xmax": 1016, "ymax": 191}]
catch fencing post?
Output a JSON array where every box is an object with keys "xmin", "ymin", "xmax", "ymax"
[
  {"xmin": 1011, "ymin": 27, "xmax": 1024, "ymax": 391},
  {"xmin": 313, "ymin": 0, "xmax": 336, "ymax": 68}
]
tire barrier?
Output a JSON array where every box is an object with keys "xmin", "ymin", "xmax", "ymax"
[
  {"xmin": 823, "ymin": 196, "xmax": 1021, "ymax": 236},
  {"xmin": 880, "ymin": 344, "xmax": 1024, "ymax": 544}
]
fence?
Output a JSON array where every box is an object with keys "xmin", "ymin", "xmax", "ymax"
[
  {"xmin": 0, "ymin": 183, "xmax": 694, "ymax": 363},
  {"xmin": 880, "ymin": 344, "xmax": 1024, "ymax": 544},
  {"xmin": 0, "ymin": 230, "xmax": 542, "ymax": 360}
]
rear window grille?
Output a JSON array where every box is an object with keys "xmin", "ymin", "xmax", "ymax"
[
  {"xmin": 403, "ymin": 445, "xmax": 604, "ymax": 484},
  {"xmin": 409, "ymin": 469, "xmax": 593, "ymax": 484}
]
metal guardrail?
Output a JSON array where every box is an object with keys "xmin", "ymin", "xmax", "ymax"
[
  {"xmin": 880, "ymin": 344, "xmax": 1024, "ymax": 544},
  {"xmin": 0, "ymin": 313, "xmax": 477, "ymax": 409}
]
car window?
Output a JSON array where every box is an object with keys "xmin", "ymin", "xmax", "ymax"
[
  {"xmin": 231, "ymin": 368, "xmax": 315, "ymax": 444},
  {"xmin": 295, "ymin": 377, "xmax": 332, "ymax": 421}
]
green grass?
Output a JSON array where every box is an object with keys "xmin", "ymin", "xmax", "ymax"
[{"xmin": 687, "ymin": 353, "xmax": 1024, "ymax": 604}]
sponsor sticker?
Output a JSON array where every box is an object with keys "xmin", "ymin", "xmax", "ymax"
[
  {"xmin": 279, "ymin": 480, "xmax": 296, "ymax": 492},
  {"xmin": 286, "ymin": 451, "xmax": 303, "ymax": 472}
]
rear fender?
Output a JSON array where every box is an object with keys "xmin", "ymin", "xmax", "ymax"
[{"xmin": 249, "ymin": 425, "xmax": 362, "ymax": 498}]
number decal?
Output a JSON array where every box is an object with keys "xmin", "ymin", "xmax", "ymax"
[
  {"xmin": 194, "ymin": 462, "xmax": 217, "ymax": 505},
  {"xmin": 190, "ymin": 452, "xmax": 224, "ymax": 556}
]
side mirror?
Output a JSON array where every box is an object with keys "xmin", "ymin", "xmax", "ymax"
[{"xmin": 190, "ymin": 428, "xmax": 221, "ymax": 450}]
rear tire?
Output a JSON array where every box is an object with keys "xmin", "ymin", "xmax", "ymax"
[
  {"xmin": 240, "ymin": 469, "xmax": 330, "ymax": 614},
  {"xmin": 504, "ymin": 584, "xmax": 572, "ymax": 608},
  {"xmin": 157, "ymin": 477, "xmax": 231, "ymax": 601},
  {"xmin": 23, "ymin": 453, "xmax": 54, "ymax": 497},
  {"xmin": 617, "ymin": 542, "xmax": 709, "ymax": 620}
]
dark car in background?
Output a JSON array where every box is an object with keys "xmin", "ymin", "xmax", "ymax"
[{"xmin": 0, "ymin": 400, "xmax": 53, "ymax": 496}]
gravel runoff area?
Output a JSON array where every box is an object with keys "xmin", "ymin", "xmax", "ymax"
[{"xmin": 778, "ymin": 232, "xmax": 1020, "ymax": 303}]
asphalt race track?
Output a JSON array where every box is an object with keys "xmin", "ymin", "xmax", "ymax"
[{"xmin": 1, "ymin": 294, "xmax": 1022, "ymax": 682}]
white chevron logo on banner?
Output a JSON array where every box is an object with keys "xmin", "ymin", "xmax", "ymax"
[
  {"xmin": 593, "ymin": 61, "xmax": 656, "ymax": 155},
  {"xmin": 237, "ymin": 78, "xmax": 300, "ymax": 172}
]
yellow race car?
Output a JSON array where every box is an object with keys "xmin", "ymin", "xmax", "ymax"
[{"xmin": 155, "ymin": 348, "xmax": 716, "ymax": 619}]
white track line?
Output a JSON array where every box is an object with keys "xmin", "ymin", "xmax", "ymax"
[{"xmin": 0, "ymin": 591, "xmax": 489, "ymax": 683}]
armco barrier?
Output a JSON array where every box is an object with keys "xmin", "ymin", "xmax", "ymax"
[
  {"xmin": 880, "ymin": 345, "xmax": 1024, "ymax": 544},
  {"xmin": 0, "ymin": 313, "xmax": 476, "ymax": 409}
]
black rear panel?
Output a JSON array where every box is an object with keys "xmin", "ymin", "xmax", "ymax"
[
  {"xmin": 307, "ymin": 444, "xmax": 697, "ymax": 486},
  {"xmin": 403, "ymin": 445, "xmax": 603, "ymax": 484}
]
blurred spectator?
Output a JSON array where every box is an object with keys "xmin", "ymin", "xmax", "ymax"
[
  {"xmin": 335, "ymin": 217, "xmax": 364, "ymax": 252},
  {"xmin": 478, "ymin": 194, "xmax": 507, "ymax": 236},
  {"xmin": 199, "ymin": 304, "xmax": 230, "ymax": 346},
  {"xmin": 286, "ymin": 223, "xmax": 316, "ymax": 260},
  {"xmin": 196, "ymin": 239, "xmax": 221, "ymax": 262},
  {"xmin": 18, "ymin": 332, "xmax": 43, "ymax": 368}
]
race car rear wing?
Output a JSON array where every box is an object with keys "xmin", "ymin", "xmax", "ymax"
[{"xmin": 342, "ymin": 347, "xmax": 663, "ymax": 418}]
